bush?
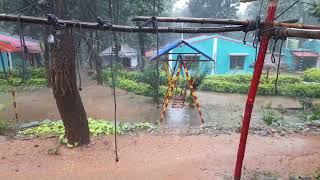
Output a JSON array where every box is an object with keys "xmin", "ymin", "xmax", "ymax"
[
  {"xmin": 0, "ymin": 78, "xmax": 46, "ymax": 87},
  {"xmin": 261, "ymin": 111, "xmax": 279, "ymax": 125},
  {"xmin": 0, "ymin": 67, "xmax": 46, "ymax": 79},
  {"xmin": 0, "ymin": 120, "xmax": 8, "ymax": 135},
  {"xmin": 200, "ymin": 75, "xmax": 320, "ymax": 98},
  {"xmin": 302, "ymin": 68, "xmax": 320, "ymax": 83},
  {"xmin": 117, "ymin": 78, "xmax": 152, "ymax": 96}
]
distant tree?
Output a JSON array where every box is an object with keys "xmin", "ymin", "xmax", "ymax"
[
  {"xmin": 187, "ymin": 0, "xmax": 240, "ymax": 18},
  {"xmin": 244, "ymin": 0, "xmax": 318, "ymax": 24},
  {"xmin": 309, "ymin": 3, "xmax": 320, "ymax": 21}
]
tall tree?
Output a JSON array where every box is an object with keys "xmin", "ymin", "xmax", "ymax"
[
  {"xmin": 187, "ymin": 0, "xmax": 240, "ymax": 19},
  {"xmin": 309, "ymin": 3, "xmax": 320, "ymax": 21},
  {"xmin": 51, "ymin": 0, "xmax": 90, "ymax": 145},
  {"xmin": 244, "ymin": 0, "xmax": 318, "ymax": 24}
]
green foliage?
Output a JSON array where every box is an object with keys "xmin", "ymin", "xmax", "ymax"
[
  {"xmin": 187, "ymin": 0, "xmax": 239, "ymax": 19},
  {"xmin": 302, "ymin": 68, "xmax": 320, "ymax": 83},
  {"xmin": 309, "ymin": 3, "xmax": 320, "ymax": 22},
  {"xmin": 19, "ymin": 118, "xmax": 156, "ymax": 138},
  {"xmin": 200, "ymin": 74, "xmax": 320, "ymax": 98},
  {"xmin": 261, "ymin": 111, "xmax": 279, "ymax": 126},
  {"xmin": 0, "ymin": 68, "xmax": 46, "ymax": 92},
  {"xmin": 103, "ymin": 68, "xmax": 168, "ymax": 98},
  {"xmin": 0, "ymin": 68, "xmax": 46, "ymax": 80},
  {"xmin": 0, "ymin": 120, "xmax": 9, "ymax": 135}
]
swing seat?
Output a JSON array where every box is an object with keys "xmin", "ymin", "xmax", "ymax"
[{"xmin": 172, "ymin": 95, "xmax": 186, "ymax": 108}]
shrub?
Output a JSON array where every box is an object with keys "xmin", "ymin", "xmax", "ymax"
[
  {"xmin": 302, "ymin": 68, "xmax": 320, "ymax": 83},
  {"xmin": 0, "ymin": 78, "xmax": 46, "ymax": 87},
  {"xmin": 261, "ymin": 111, "xmax": 279, "ymax": 125},
  {"xmin": 0, "ymin": 120, "xmax": 8, "ymax": 135},
  {"xmin": 0, "ymin": 67, "xmax": 46, "ymax": 79},
  {"xmin": 117, "ymin": 78, "xmax": 152, "ymax": 96}
]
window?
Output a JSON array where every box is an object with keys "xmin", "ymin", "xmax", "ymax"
[
  {"xmin": 184, "ymin": 55, "xmax": 200, "ymax": 72},
  {"xmin": 230, "ymin": 56, "xmax": 245, "ymax": 70}
]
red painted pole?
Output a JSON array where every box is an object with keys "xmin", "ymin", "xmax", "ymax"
[{"xmin": 234, "ymin": 1, "xmax": 279, "ymax": 179}]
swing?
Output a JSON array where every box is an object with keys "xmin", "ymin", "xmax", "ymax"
[{"xmin": 172, "ymin": 82, "xmax": 187, "ymax": 109}]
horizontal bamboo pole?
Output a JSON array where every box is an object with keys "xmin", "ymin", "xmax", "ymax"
[
  {"xmin": 133, "ymin": 16, "xmax": 248, "ymax": 25},
  {"xmin": 0, "ymin": 14, "xmax": 244, "ymax": 33},
  {"xmin": 0, "ymin": 14, "xmax": 319, "ymax": 39},
  {"xmin": 275, "ymin": 28, "xmax": 320, "ymax": 39},
  {"xmin": 133, "ymin": 16, "xmax": 320, "ymax": 30}
]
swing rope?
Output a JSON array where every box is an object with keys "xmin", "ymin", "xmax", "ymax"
[
  {"xmin": 104, "ymin": 19, "xmax": 119, "ymax": 163},
  {"xmin": 271, "ymin": 27, "xmax": 287, "ymax": 94}
]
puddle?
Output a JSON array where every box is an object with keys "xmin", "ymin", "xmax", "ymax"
[{"xmin": 164, "ymin": 104, "xmax": 201, "ymax": 128}]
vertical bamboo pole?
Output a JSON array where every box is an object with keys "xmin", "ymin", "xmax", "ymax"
[{"xmin": 234, "ymin": 0, "xmax": 279, "ymax": 179}]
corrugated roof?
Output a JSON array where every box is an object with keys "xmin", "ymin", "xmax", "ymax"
[
  {"xmin": 292, "ymin": 51, "xmax": 319, "ymax": 57},
  {"xmin": 0, "ymin": 32, "xmax": 41, "ymax": 53}
]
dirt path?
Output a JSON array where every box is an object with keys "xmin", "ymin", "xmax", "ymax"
[{"xmin": 0, "ymin": 134, "xmax": 319, "ymax": 180}]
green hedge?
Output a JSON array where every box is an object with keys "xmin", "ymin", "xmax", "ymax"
[
  {"xmin": 0, "ymin": 78, "xmax": 46, "ymax": 87},
  {"xmin": 302, "ymin": 68, "xmax": 320, "ymax": 83},
  {"xmin": 0, "ymin": 67, "xmax": 46, "ymax": 79},
  {"xmin": 208, "ymin": 74, "xmax": 302, "ymax": 85},
  {"xmin": 200, "ymin": 78, "xmax": 320, "ymax": 97}
]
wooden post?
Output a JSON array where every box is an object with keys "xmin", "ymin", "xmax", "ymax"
[{"xmin": 234, "ymin": 0, "xmax": 279, "ymax": 179}]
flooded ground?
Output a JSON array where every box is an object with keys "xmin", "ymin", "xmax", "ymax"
[
  {"xmin": 0, "ymin": 134, "xmax": 319, "ymax": 180},
  {"xmin": 0, "ymin": 82, "xmax": 306, "ymax": 128}
]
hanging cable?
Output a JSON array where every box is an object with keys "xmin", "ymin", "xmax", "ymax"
[
  {"xmin": 273, "ymin": 28, "xmax": 287, "ymax": 95},
  {"xmin": 274, "ymin": 0, "xmax": 300, "ymax": 20},
  {"xmin": 107, "ymin": 20, "xmax": 119, "ymax": 162}
]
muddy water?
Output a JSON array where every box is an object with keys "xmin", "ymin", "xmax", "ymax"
[
  {"xmin": 0, "ymin": 83, "xmax": 305, "ymax": 128},
  {"xmin": 164, "ymin": 105, "xmax": 201, "ymax": 128}
]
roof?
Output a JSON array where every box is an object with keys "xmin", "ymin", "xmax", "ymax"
[
  {"xmin": 291, "ymin": 51, "xmax": 319, "ymax": 58},
  {"xmin": 0, "ymin": 32, "xmax": 41, "ymax": 53},
  {"xmin": 99, "ymin": 44, "xmax": 137, "ymax": 58},
  {"xmin": 149, "ymin": 40, "xmax": 213, "ymax": 61}
]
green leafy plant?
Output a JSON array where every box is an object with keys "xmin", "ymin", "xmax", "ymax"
[
  {"xmin": 261, "ymin": 111, "xmax": 279, "ymax": 125},
  {"xmin": 302, "ymin": 68, "xmax": 320, "ymax": 83},
  {"xmin": 0, "ymin": 120, "xmax": 9, "ymax": 135},
  {"xmin": 19, "ymin": 118, "xmax": 157, "ymax": 141}
]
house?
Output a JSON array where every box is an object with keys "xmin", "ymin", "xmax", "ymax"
[
  {"xmin": 0, "ymin": 32, "xmax": 42, "ymax": 69},
  {"xmin": 282, "ymin": 39, "xmax": 320, "ymax": 71},
  {"xmin": 146, "ymin": 34, "xmax": 257, "ymax": 75},
  {"xmin": 99, "ymin": 44, "xmax": 138, "ymax": 69}
]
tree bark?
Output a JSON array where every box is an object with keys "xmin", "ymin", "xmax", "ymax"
[{"xmin": 51, "ymin": 0, "xmax": 90, "ymax": 145}]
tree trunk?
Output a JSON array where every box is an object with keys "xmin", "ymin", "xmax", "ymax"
[{"xmin": 51, "ymin": 0, "xmax": 90, "ymax": 145}]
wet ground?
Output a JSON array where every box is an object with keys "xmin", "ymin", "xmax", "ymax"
[
  {"xmin": 0, "ymin": 134, "xmax": 319, "ymax": 180},
  {"xmin": 0, "ymin": 82, "xmax": 306, "ymax": 129}
]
